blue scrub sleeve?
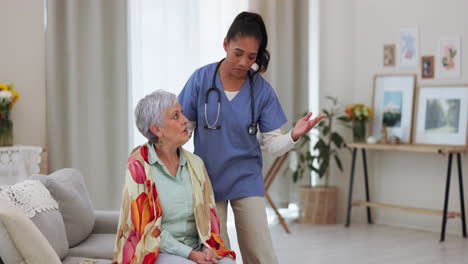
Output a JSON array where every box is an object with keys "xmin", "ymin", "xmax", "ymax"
[
  {"xmin": 258, "ymin": 83, "xmax": 288, "ymax": 133},
  {"xmin": 178, "ymin": 71, "xmax": 200, "ymax": 122}
]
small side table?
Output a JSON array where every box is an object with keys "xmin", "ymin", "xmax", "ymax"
[
  {"xmin": 345, "ymin": 143, "xmax": 467, "ymax": 242},
  {"xmin": 0, "ymin": 145, "xmax": 42, "ymax": 185}
]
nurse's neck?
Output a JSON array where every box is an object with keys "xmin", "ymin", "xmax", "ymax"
[{"xmin": 219, "ymin": 62, "xmax": 247, "ymax": 92}]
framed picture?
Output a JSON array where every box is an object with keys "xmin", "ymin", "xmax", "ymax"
[
  {"xmin": 371, "ymin": 74, "xmax": 416, "ymax": 143},
  {"xmin": 383, "ymin": 44, "xmax": 395, "ymax": 66},
  {"xmin": 421, "ymin": 56, "xmax": 434, "ymax": 79},
  {"xmin": 414, "ymin": 85, "xmax": 468, "ymax": 146},
  {"xmin": 400, "ymin": 27, "xmax": 419, "ymax": 67},
  {"xmin": 438, "ymin": 37, "xmax": 461, "ymax": 79}
]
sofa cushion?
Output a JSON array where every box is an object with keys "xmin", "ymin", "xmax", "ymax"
[
  {"xmin": 0, "ymin": 180, "xmax": 69, "ymax": 259},
  {"xmin": 0, "ymin": 220, "xmax": 24, "ymax": 264},
  {"xmin": 0, "ymin": 201, "xmax": 61, "ymax": 264},
  {"xmin": 31, "ymin": 169, "xmax": 95, "ymax": 247},
  {"xmin": 68, "ymin": 233, "xmax": 116, "ymax": 259},
  {"xmin": 31, "ymin": 210, "xmax": 69, "ymax": 259}
]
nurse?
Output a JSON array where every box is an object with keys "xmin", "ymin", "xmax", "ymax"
[{"xmin": 178, "ymin": 11, "xmax": 326, "ymax": 263}]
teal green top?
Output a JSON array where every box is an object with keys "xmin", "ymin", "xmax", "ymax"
[{"xmin": 148, "ymin": 143, "xmax": 199, "ymax": 258}]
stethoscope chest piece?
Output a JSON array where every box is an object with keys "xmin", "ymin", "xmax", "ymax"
[{"xmin": 248, "ymin": 124, "xmax": 258, "ymax": 135}]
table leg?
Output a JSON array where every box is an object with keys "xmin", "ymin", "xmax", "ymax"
[
  {"xmin": 265, "ymin": 192, "xmax": 290, "ymax": 233},
  {"xmin": 440, "ymin": 153, "xmax": 453, "ymax": 242},
  {"xmin": 362, "ymin": 149, "xmax": 373, "ymax": 224},
  {"xmin": 345, "ymin": 148, "xmax": 357, "ymax": 227},
  {"xmin": 457, "ymin": 153, "xmax": 467, "ymax": 237}
]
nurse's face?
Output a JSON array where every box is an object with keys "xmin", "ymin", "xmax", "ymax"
[
  {"xmin": 153, "ymin": 103, "xmax": 190, "ymax": 147},
  {"xmin": 223, "ymin": 35, "xmax": 259, "ymax": 79}
]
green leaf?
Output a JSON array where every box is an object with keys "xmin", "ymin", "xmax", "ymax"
[
  {"xmin": 323, "ymin": 126, "xmax": 330, "ymax": 136},
  {"xmin": 337, "ymin": 115, "xmax": 351, "ymax": 122},
  {"xmin": 331, "ymin": 132, "xmax": 344, "ymax": 148},
  {"xmin": 325, "ymin": 96, "xmax": 337, "ymax": 105},
  {"xmin": 322, "ymin": 109, "xmax": 330, "ymax": 116},
  {"xmin": 318, "ymin": 159, "xmax": 328, "ymax": 178},
  {"xmin": 334, "ymin": 154, "xmax": 343, "ymax": 172}
]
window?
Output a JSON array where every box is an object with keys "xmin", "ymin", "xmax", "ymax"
[{"xmin": 128, "ymin": 0, "xmax": 248, "ymax": 150}]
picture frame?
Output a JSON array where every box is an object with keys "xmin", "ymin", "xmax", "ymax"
[
  {"xmin": 400, "ymin": 27, "xmax": 419, "ymax": 67},
  {"xmin": 438, "ymin": 37, "xmax": 461, "ymax": 79},
  {"xmin": 383, "ymin": 44, "xmax": 395, "ymax": 66},
  {"xmin": 421, "ymin": 56, "xmax": 434, "ymax": 79},
  {"xmin": 371, "ymin": 74, "xmax": 416, "ymax": 143},
  {"xmin": 413, "ymin": 85, "xmax": 468, "ymax": 146}
]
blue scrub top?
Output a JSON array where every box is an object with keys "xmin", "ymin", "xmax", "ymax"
[{"xmin": 178, "ymin": 62, "xmax": 287, "ymax": 202}]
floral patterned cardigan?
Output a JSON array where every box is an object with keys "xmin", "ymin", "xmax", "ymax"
[{"xmin": 113, "ymin": 144, "xmax": 236, "ymax": 264}]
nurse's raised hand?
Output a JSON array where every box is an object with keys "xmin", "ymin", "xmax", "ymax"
[{"xmin": 291, "ymin": 112, "xmax": 327, "ymax": 142}]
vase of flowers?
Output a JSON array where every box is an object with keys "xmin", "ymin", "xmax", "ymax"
[
  {"xmin": 0, "ymin": 83, "xmax": 20, "ymax": 146},
  {"xmin": 345, "ymin": 103, "xmax": 372, "ymax": 143}
]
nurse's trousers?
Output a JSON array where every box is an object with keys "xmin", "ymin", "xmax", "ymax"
[{"xmin": 216, "ymin": 196, "xmax": 279, "ymax": 264}]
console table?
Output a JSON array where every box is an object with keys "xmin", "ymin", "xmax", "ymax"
[
  {"xmin": 0, "ymin": 145, "xmax": 42, "ymax": 185},
  {"xmin": 344, "ymin": 143, "xmax": 467, "ymax": 242}
]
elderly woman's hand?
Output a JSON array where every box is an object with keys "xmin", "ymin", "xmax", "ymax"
[
  {"xmin": 188, "ymin": 249, "xmax": 217, "ymax": 264},
  {"xmin": 202, "ymin": 246, "xmax": 219, "ymax": 264}
]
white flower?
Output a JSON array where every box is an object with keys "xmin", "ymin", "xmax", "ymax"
[{"xmin": 0, "ymin": 91, "xmax": 13, "ymax": 104}]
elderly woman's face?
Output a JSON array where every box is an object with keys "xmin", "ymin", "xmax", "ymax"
[{"xmin": 154, "ymin": 103, "xmax": 190, "ymax": 147}]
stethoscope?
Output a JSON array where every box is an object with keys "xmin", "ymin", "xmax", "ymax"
[{"xmin": 204, "ymin": 59, "xmax": 258, "ymax": 135}]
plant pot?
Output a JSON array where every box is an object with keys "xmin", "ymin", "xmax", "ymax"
[{"xmin": 297, "ymin": 185, "xmax": 337, "ymax": 224}]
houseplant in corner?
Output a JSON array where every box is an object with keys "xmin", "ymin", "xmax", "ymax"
[{"xmin": 293, "ymin": 96, "xmax": 350, "ymax": 224}]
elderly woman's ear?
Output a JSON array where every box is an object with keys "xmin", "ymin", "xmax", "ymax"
[{"xmin": 150, "ymin": 124, "xmax": 161, "ymax": 138}]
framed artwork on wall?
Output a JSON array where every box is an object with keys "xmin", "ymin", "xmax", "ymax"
[
  {"xmin": 383, "ymin": 44, "xmax": 395, "ymax": 66},
  {"xmin": 400, "ymin": 27, "xmax": 419, "ymax": 67},
  {"xmin": 421, "ymin": 56, "xmax": 434, "ymax": 79},
  {"xmin": 371, "ymin": 74, "xmax": 416, "ymax": 143},
  {"xmin": 438, "ymin": 37, "xmax": 461, "ymax": 79},
  {"xmin": 414, "ymin": 85, "xmax": 468, "ymax": 146}
]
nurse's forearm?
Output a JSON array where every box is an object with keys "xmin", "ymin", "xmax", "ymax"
[{"xmin": 262, "ymin": 129, "xmax": 298, "ymax": 157}]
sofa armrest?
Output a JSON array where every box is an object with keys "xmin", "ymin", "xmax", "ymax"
[{"xmin": 92, "ymin": 210, "xmax": 119, "ymax": 234}]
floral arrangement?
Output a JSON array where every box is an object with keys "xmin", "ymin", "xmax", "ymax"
[
  {"xmin": 0, "ymin": 83, "xmax": 20, "ymax": 112},
  {"xmin": 0, "ymin": 83, "xmax": 19, "ymax": 146},
  {"xmin": 345, "ymin": 103, "xmax": 372, "ymax": 121}
]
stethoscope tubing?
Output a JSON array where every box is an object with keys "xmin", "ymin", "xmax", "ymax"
[{"xmin": 204, "ymin": 59, "xmax": 257, "ymax": 135}]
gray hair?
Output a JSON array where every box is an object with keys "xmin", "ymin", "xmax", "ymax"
[{"xmin": 134, "ymin": 89, "xmax": 178, "ymax": 143}]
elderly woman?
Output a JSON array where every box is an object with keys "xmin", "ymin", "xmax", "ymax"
[{"xmin": 113, "ymin": 90, "xmax": 236, "ymax": 264}]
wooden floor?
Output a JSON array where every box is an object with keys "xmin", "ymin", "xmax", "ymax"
[{"xmin": 227, "ymin": 207, "xmax": 468, "ymax": 264}]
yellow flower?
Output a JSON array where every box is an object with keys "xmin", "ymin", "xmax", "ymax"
[
  {"xmin": 0, "ymin": 83, "xmax": 7, "ymax": 91},
  {"xmin": 346, "ymin": 103, "xmax": 372, "ymax": 121},
  {"xmin": 11, "ymin": 90, "xmax": 20, "ymax": 106}
]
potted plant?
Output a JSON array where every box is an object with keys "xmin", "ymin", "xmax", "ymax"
[{"xmin": 293, "ymin": 96, "xmax": 350, "ymax": 224}]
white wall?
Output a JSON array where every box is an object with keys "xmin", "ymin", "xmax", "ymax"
[
  {"xmin": 0, "ymin": 0, "xmax": 46, "ymax": 148},
  {"xmin": 324, "ymin": 0, "xmax": 468, "ymax": 235}
]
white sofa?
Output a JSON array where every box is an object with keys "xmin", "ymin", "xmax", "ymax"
[{"xmin": 0, "ymin": 169, "xmax": 119, "ymax": 264}]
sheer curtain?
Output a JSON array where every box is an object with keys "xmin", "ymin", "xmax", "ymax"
[
  {"xmin": 249, "ymin": 0, "xmax": 311, "ymax": 207},
  {"xmin": 46, "ymin": 0, "xmax": 128, "ymax": 210},
  {"xmin": 128, "ymin": 0, "xmax": 248, "ymax": 150}
]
